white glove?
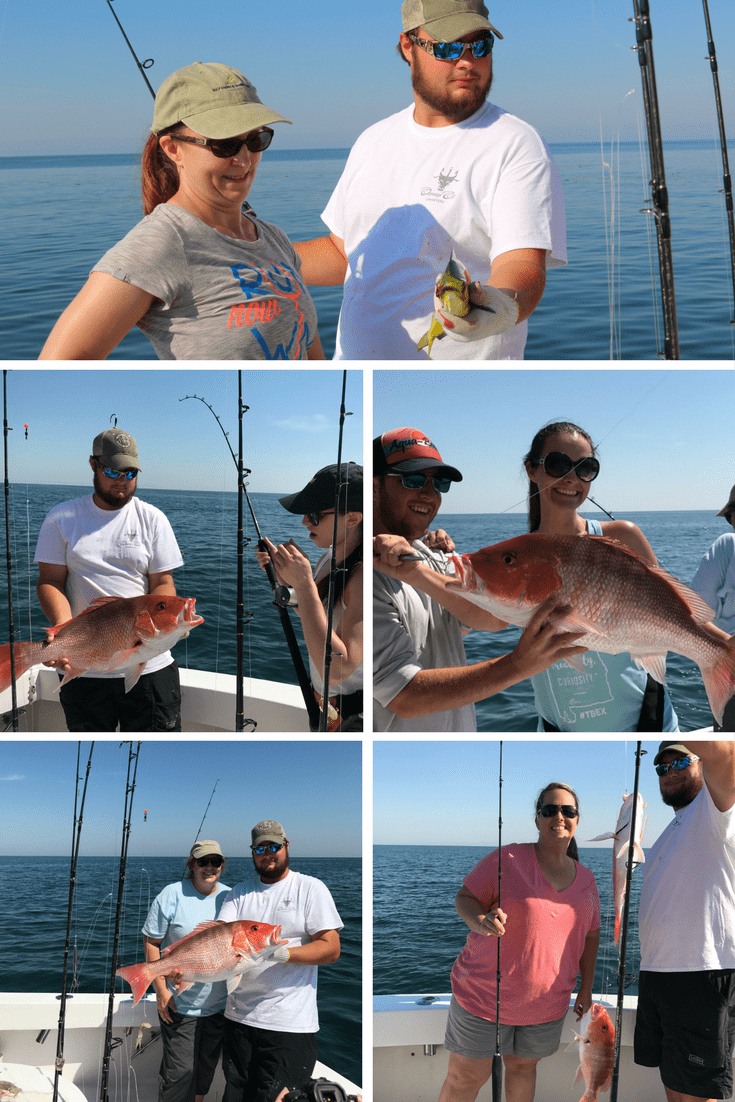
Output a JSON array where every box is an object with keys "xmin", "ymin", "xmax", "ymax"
[
  {"xmin": 434, "ymin": 281, "xmax": 519, "ymax": 341},
  {"xmin": 273, "ymin": 946, "xmax": 291, "ymax": 961}
]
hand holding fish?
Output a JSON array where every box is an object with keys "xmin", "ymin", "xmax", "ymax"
[
  {"xmin": 417, "ymin": 256, "xmax": 520, "ymax": 357},
  {"xmin": 505, "ymin": 598, "xmax": 588, "ymax": 680},
  {"xmin": 41, "ymin": 628, "xmax": 71, "ymax": 672}
]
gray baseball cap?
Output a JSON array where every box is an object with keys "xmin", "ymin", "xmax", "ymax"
[
  {"xmin": 152, "ymin": 62, "xmax": 292, "ymax": 137},
  {"xmin": 251, "ymin": 820, "xmax": 287, "ymax": 847},
  {"xmin": 401, "ymin": 0, "xmax": 503, "ymax": 41},
  {"xmin": 92, "ymin": 429, "xmax": 141, "ymax": 471}
]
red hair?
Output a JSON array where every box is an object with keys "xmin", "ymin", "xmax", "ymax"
[{"xmin": 141, "ymin": 125, "xmax": 181, "ymax": 216}]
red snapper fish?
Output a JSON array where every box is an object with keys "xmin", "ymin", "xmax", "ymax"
[
  {"xmin": 590, "ymin": 792, "xmax": 647, "ymax": 944},
  {"xmin": 0, "ymin": 595, "xmax": 203, "ymax": 695},
  {"xmin": 449, "ymin": 534, "xmax": 735, "ymax": 725},
  {"xmin": 116, "ymin": 919, "xmax": 288, "ymax": 1005},
  {"xmin": 567, "ymin": 1003, "xmax": 615, "ymax": 1102}
]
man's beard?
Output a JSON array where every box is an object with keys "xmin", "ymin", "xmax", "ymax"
[
  {"xmin": 411, "ymin": 57, "xmax": 492, "ymax": 121},
  {"xmin": 253, "ymin": 849, "xmax": 289, "ymax": 882},
  {"xmin": 93, "ymin": 469, "xmax": 136, "ymax": 509},
  {"xmin": 660, "ymin": 771, "xmax": 703, "ymax": 809}
]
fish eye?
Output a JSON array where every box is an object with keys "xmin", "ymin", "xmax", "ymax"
[
  {"xmin": 502, "ymin": 552, "xmax": 515, "ymax": 565},
  {"xmin": 156, "ymin": 601, "xmax": 166, "ymax": 610}
]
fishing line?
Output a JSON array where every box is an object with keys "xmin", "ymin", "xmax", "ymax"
[{"xmin": 491, "ymin": 741, "xmax": 503, "ymax": 1102}]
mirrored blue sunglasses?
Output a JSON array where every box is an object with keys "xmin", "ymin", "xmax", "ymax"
[
  {"xmin": 95, "ymin": 459, "xmax": 137, "ymax": 480},
  {"xmin": 408, "ymin": 32, "xmax": 494, "ymax": 61},
  {"xmin": 386, "ymin": 472, "xmax": 452, "ymax": 493}
]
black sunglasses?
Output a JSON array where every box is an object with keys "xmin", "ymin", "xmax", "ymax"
[
  {"xmin": 196, "ymin": 855, "xmax": 224, "ymax": 867},
  {"xmin": 174, "ymin": 128, "xmax": 274, "ymax": 159},
  {"xmin": 536, "ymin": 451, "xmax": 600, "ymax": 483},
  {"xmin": 538, "ymin": 804, "xmax": 579, "ymax": 819}
]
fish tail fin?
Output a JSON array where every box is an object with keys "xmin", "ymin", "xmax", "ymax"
[
  {"xmin": 0, "ymin": 641, "xmax": 39, "ymax": 694},
  {"xmin": 614, "ymin": 909, "xmax": 620, "ymax": 945},
  {"xmin": 702, "ymin": 640, "xmax": 735, "ymax": 727},
  {"xmin": 116, "ymin": 963, "xmax": 154, "ymax": 1005},
  {"xmin": 417, "ymin": 317, "xmax": 445, "ymax": 357}
]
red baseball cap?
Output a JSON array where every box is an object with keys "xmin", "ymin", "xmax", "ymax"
[{"xmin": 373, "ymin": 428, "xmax": 462, "ymax": 481}]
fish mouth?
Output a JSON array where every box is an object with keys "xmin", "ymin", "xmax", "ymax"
[
  {"xmin": 271, "ymin": 924, "xmax": 286, "ymax": 945},
  {"xmin": 182, "ymin": 598, "xmax": 205, "ymax": 627}
]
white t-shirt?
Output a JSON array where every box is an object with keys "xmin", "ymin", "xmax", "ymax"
[
  {"xmin": 639, "ymin": 781, "xmax": 735, "ymax": 971},
  {"xmin": 34, "ymin": 493, "xmax": 184, "ymax": 678},
  {"xmin": 322, "ymin": 100, "xmax": 566, "ymax": 360},
  {"xmin": 218, "ymin": 869, "xmax": 343, "ymax": 1033},
  {"xmin": 373, "ymin": 542, "xmax": 476, "ymax": 732}
]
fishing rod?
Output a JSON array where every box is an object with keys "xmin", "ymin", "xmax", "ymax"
[
  {"xmin": 630, "ymin": 0, "xmax": 680, "ymax": 359},
  {"xmin": 320, "ymin": 370, "xmax": 352, "ymax": 732},
  {"xmin": 700, "ymin": 0, "xmax": 735, "ymax": 321},
  {"xmin": 193, "ymin": 779, "xmax": 220, "ymax": 845},
  {"xmin": 103, "ymin": 0, "xmax": 155, "ymax": 99},
  {"xmin": 54, "ymin": 743, "xmax": 95, "ymax": 1102},
  {"xmin": 3, "ymin": 370, "xmax": 19, "ymax": 731},
  {"xmin": 492, "ymin": 741, "xmax": 503, "ymax": 1102},
  {"xmin": 180, "ymin": 389, "xmax": 320, "ymax": 731},
  {"xmin": 100, "ymin": 741, "xmax": 141, "ymax": 1102},
  {"xmin": 609, "ymin": 743, "xmax": 646, "ymax": 1102}
]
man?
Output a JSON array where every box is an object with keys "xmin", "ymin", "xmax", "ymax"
[
  {"xmin": 372, "ymin": 427, "xmax": 586, "ymax": 731},
  {"xmin": 218, "ymin": 820, "xmax": 342, "ymax": 1102},
  {"xmin": 295, "ymin": 0, "xmax": 566, "ymax": 360},
  {"xmin": 635, "ymin": 741, "xmax": 735, "ymax": 1102},
  {"xmin": 34, "ymin": 427, "xmax": 185, "ymax": 731}
]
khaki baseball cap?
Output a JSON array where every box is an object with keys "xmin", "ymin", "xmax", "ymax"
[
  {"xmin": 152, "ymin": 62, "xmax": 292, "ymax": 137},
  {"xmin": 92, "ymin": 429, "xmax": 141, "ymax": 471},
  {"xmin": 401, "ymin": 0, "xmax": 503, "ymax": 40}
]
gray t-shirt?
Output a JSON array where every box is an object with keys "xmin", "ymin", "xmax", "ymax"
[{"xmin": 93, "ymin": 204, "xmax": 318, "ymax": 360}]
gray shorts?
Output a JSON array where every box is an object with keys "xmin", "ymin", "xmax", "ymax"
[{"xmin": 443, "ymin": 995, "xmax": 567, "ymax": 1060}]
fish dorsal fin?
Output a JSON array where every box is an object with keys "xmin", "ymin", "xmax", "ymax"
[{"xmin": 162, "ymin": 920, "xmax": 222, "ymax": 956}]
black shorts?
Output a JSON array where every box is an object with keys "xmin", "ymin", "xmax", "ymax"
[
  {"xmin": 222, "ymin": 1017, "xmax": 317, "ymax": 1102},
  {"xmin": 58, "ymin": 660, "xmax": 181, "ymax": 732},
  {"xmin": 634, "ymin": 969, "xmax": 735, "ymax": 1098}
]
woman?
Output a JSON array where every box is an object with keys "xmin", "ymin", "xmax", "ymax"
[
  {"xmin": 691, "ymin": 482, "xmax": 735, "ymax": 730},
  {"xmin": 524, "ymin": 420, "xmax": 678, "ymax": 732},
  {"xmin": 40, "ymin": 62, "xmax": 323, "ymax": 360},
  {"xmin": 257, "ymin": 462, "xmax": 363, "ymax": 730},
  {"xmin": 438, "ymin": 783, "xmax": 600, "ymax": 1102},
  {"xmin": 142, "ymin": 840, "xmax": 231, "ymax": 1102}
]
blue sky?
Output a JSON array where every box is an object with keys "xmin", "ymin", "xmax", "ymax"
[
  {"xmin": 0, "ymin": 740, "xmax": 362, "ymax": 856},
  {"xmin": 373, "ymin": 368, "xmax": 735, "ymax": 513},
  {"xmin": 2, "ymin": 0, "xmax": 733, "ymax": 155},
  {"xmin": 3, "ymin": 368, "xmax": 363, "ymax": 494},
  {"xmin": 373, "ymin": 739, "xmax": 687, "ymax": 848}
]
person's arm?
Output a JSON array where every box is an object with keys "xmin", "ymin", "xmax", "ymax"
[
  {"xmin": 599, "ymin": 519, "xmax": 659, "ymax": 566},
  {"xmin": 39, "ymin": 272, "xmax": 156, "ymax": 360},
  {"xmin": 306, "ymin": 331, "xmax": 326, "ymax": 360},
  {"xmin": 574, "ymin": 927, "xmax": 600, "ymax": 1019},
  {"xmin": 293, "ymin": 234, "xmax": 348, "ymax": 286},
  {"xmin": 387, "ymin": 600, "xmax": 587, "ymax": 719},
  {"xmin": 143, "ymin": 934, "xmax": 176, "ymax": 1023},
  {"xmin": 455, "ymin": 884, "xmax": 506, "ymax": 937},
  {"xmin": 148, "ymin": 570, "xmax": 177, "ymax": 596},
  {"xmin": 37, "ymin": 562, "xmax": 73, "ymax": 672},
  {"xmin": 681, "ymin": 741, "xmax": 735, "ymax": 811},
  {"xmin": 485, "ymin": 247, "xmax": 547, "ymax": 323},
  {"xmin": 285, "ymin": 928, "xmax": 340, "ymax": 964}
]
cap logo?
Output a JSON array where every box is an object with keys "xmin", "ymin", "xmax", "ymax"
[
  {"xmin": 113, "ymin": 433, "xmax": 132, "ymax": 448},
  {"xmin": 385, "ymin": 433, "xmax": 435, "ymax": 456}
]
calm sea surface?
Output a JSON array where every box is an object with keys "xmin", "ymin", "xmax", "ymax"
[
  {"xmin": 2, "ymin": 141, "xmax": 734, "ymax": 360},
  {"xmin": 429, "ymin": 508, "xmax": 728, "ymax": 732},
  {"xmin": 374, "ymin": 845, "xmax": 639, "ymax": 1005},
  {"xmin": 0, "ymin": 853, "xmax": 361, "ymax": 1086},
  {"xmin": 0, "ymin": 484, "xmax": 328, "ymax": 700}
]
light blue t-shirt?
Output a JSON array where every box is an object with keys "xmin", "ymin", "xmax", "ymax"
[
  {"xmin": 529, "ymin": 520, "xmax": 677, "ymax": 732},
  {"xmin": 691, "ymin": 532, "xmax": 735, "ymax": 634},
  {"xmin": 142, "ymin": 878, "xmax": 231, "ymax": 1016}
]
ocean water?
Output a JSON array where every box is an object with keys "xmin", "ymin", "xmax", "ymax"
[
  {"xmin": 0, "ymin": 853, "xmax": 361, "ymax": 1087},
  {"xmin": 428, "ymin": 509, "xmax": 727, "ymax": 732},
  {"xmin": 0, "ymin": 484, "xmax": 329, "ymax": 695},
  {"xmin": 374, "ymin": 845, "xmax": 639, "ymax": 1004},
  {"xmin": 1, "ymin": 141, "xmax": 734, "ymax": 360}
]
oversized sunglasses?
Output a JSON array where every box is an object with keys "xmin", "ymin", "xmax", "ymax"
[
  {"xmin": 408, "ymin": 32, "xmax": 494, "ymax": 60},
  {"xmin": 196, "ymin": 855, "xmax": 224, "ymax": 867},
  {"xmin": 386, "ymin": 472, "xmax": 452, "ymax": 493},
  {"xmin": 306, "ymin": 510, "xmax": 335, "ymax": 527},
  {"xmin": 538, "ymin": 804, "xmax": 579, "ymax": 819},
  {"xmin": 174, "ymin": 128, "xmax": 274, "ymax": 158},
  {"xmin": 536, "ymin": 452, "xmax": 600, "ymax": 483},
  {"xmin": 94, "ymin": 459, "xmax": 137, "ymax": 480},
  {"xmin": 655, "ymin": 756, "xmax": 694, "ymax": 777},
  {"xmin": 251, "ymin": 842, "xmax": 285, "ymax": 854}
]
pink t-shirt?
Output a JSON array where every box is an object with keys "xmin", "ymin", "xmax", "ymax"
[{"xmin": 450, "ymin": 843, "xmax": 600, "ymax": 1025}]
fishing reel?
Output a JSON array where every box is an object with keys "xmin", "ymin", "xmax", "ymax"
[{"xmin": 284, "ymin": 1079, "xmax": 357, "ymax": 1102}]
